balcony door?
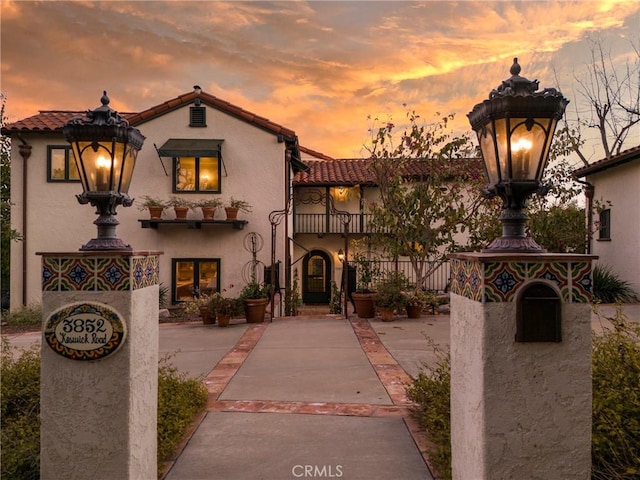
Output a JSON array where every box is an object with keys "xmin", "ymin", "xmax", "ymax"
[{"xmin": 302, "ymin": 250, "xmax": 332, "ymax": 304}]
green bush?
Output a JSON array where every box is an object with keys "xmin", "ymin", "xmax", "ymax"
[
  {"xmin": 405, "ymin": 339, "xmax": 451, "ymax": 480},
  {"xmin": 0, "ymin": 344, "xmax": 207, "ymax": 479},
  {"xmin": 4, "ymin": 303, "xmax": 42, "ymax": 326},
  {"xmin": 157, "ymin": 356, "xmax": 208, "ymax": 464},
  {"xmin": 592, "ymin": 307, "xmax": 640, "ymax": 479},
  {"xmin": 1, "ymin": 338, "xmax": 41, "ymax": 480},
  {"xmin": 407, "ymin": 308, "xmax": 640, "ymax": 480},
  {"xmin": 593, "ymin": 264, "xmax": 638, "ymax": 304}
]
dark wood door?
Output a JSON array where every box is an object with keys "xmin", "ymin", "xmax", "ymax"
[{"xmin": 302, "ymin": 250, "xmax": 332, "ymax": 304}]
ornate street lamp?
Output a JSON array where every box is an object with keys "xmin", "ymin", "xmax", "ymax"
[
  {"xmin": 64, "ymin": 91, "xmax": 145, "ymax": 251},
  {"xmin": 468, "ymin": 58, "xmax": 569, "ymax": 252}
]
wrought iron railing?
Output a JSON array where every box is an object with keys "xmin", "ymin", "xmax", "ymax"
[
  {"xmin": 294, "ymin": 213, "xmax": 377, "ymax": 235},
  {"xmin": 346, "ymin": 260, "xmax": 451, "ymax": 292}
]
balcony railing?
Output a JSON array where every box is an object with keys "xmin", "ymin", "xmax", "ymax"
[{"xmin": 294, "ymin": 213, "xmax": 377, "ymax": 235}]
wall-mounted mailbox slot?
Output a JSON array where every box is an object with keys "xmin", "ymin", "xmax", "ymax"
[{"xmin": 516, "ymin": 283, "xmax": 561, "ymax": 343}]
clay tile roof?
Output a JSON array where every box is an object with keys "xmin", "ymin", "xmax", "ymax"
[
  {"xmin": 294, "ymin": 158, "xmax": 376, "ymax": 186},
  {"xmin": 2, "ymin": 90, "xmax": 297, "ymax": 140},
  {"xmin": 294, "ymin": 157, "xmax": 483, "ymax": 186},
  {"xmin": 0, "ymin": 110, "xmax": 136, "ymax": 134},
  {"xmin": 573, "ymin": 145, "xmax": 640, "ymax": 177}
]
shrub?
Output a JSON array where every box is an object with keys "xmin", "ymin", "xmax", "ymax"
[
  {"xmin": 1, "ymin": 338, "xmax": 40, "ymax": 480},
  {"xmin": 407, "ymin": 308, "xmax": 640, "ymax": 480},
  {"xmin": 0, "ymin": 344, "xmax": 208, "ymax": 478},
  {"xmin": 405, "ymin": 338, "xmax": 451, "ymax": 480},
  {"xmin": 593, "ymin": 264, "xmax": 638, "ymax": 304},
  {"xmin": 592, "ymin": 307, "xmax": 640, "ymax": 479},
  {"xmin": 4, "ymin": 303, "xmax": 42, "ymax": 326},
  {"xmin": 157, "ymin": 356, "xmax": 208, "ymax": 467}
]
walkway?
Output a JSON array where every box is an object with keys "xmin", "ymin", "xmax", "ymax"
[{"xmin": 162, "ymin": 315, "xmax": 441, "ymax": 480}]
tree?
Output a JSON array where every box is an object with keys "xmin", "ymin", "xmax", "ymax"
[
  {"xmin": 1, "ymin": 94, "xmax": 21, "ymax": 309},
  {"xmin": 363, "ymin": 111, "xmax": 481, "ymax": 289},
  {"xmin": 555, "ymin": 38, "xmax": 639, "ymax": 165}
]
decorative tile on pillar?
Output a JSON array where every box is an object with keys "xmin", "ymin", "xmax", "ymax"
[
  {"xmin": 571, "ymin": 262, "xmax": 593, "ymax": 303},
  {"xmin": 42, "ymin": 257, "xmax": 59, "ymax": 291},
  {"xmin": 528, "ymin": 262, "xmax": 570, "ymax": 301},
  {"xmin": 95, "ymin": 257, "xmax": 130, "ymax": 291},
  {"xmin": 449, "ymin": 259, "xmax": 484, "ymax": 302},
  {"xmin": 484, "ymin": 262, "xmax": 526, "ymax": 302},
  {"xmin": 131, "ymin": 255, "xmax": 160, "ymax": 289},
  {"xmin": 59, "ymin": 258, "xmax": 96, "ymax": 291}
]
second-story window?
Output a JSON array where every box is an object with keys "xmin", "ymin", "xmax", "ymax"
[
  {"xmin": 47, "ymin": 145, "xmax": 80, "ymax": 182},
  {"xmin": 174, "ymin": 156, "xmax": 220, "ymax": 192}
]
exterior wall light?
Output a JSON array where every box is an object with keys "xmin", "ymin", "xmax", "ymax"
[
  {"xmin": 64, "ymin": 91, "xmax": 146, "ymax": 251},
  {"xmin": 467, "ymin": 58, "xmax": 569, "ymax": 252},
  {"xmin": 337, "ymin": 249, "xmax": 345, "ymax": 262}
]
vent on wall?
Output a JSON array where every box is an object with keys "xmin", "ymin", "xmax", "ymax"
[{"xmin": 190, "ymin": 106, "xmax": 206, "ymax": 127}]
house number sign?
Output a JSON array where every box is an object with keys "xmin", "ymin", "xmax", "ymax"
[{"xmin": 44, "ymin": 302, "xmax": 127, "ymax": 361}]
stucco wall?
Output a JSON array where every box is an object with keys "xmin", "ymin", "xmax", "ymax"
[
  {"xmin": 450, "ymin": 292, "xmax": 592, "ymax": 479},
  {"xmin": 588, "ymin": 161, "xmax": 640, "ymax": 291},
  {"xmin": 10, "ymin": 104, "xmax": 290, "ymax": 307}
]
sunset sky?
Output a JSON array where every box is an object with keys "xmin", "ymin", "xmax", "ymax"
[{"xmin": 2, "ymin": 1, "xmax": 638, "ymax": 161}]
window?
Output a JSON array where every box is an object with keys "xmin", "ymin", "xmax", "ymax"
[
  {"xmin": 598, "ymin": 208, "xmax": 611, "ymax": 240},
  {"xmin": 174, "ymin": 156, "xmax": 220, "ymax": 192},
  {"xmin": 47, "ymin": 146, "xmax": 80, "ymax": 182},
  {"xmin": 172, "ymin": 258, "xmax": 220, "ymax": 303}
]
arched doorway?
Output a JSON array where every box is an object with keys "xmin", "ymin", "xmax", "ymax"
[{"xmin": 302, "ymin": 250, "xmax": 332, "ymax": 304}]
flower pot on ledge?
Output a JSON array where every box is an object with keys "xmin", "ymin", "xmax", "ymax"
[
  {"xmin": 225, "ymin": 206, "xmax": 239, "ymax": 220},
  {"xmin": 174, "ymin": 206, "xmax": 189, "ymax": 219},
  {"xmin": 148, "ymin": 206, "xmax": 165, "ymax": 219}
]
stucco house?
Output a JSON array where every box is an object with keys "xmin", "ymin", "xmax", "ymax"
[
  {"xmin": 3, "ymin": 88, "xmax": 459, "ymax": 313},
  {"xmin": 574, "ymin": 145, "xmax": 640, "ymax": 293},
  {"xmin": 3, "ymin": 87, "xmax": 316, "ymax": 312}
]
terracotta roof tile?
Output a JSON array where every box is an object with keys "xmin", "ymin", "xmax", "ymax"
[
  {"xmin": 2, "ymin": 90, "xmax": 297, "ymax": 141},
  {"xmin": 294, "ymin": 157, "xmax": 483, "ymax": 186},
  {"xmin": 574, "ymin": 145, "xmax": 640, "ymax": 177}
]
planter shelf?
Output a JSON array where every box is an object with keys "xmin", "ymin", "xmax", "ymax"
[{"xmin": 138, "ymin": 219, "xmax": 248, "ymax": 230}]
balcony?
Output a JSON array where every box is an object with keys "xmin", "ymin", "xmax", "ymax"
[{"xmin": 294, "ymin": 213, "xmax": 377, "ymax": 235}]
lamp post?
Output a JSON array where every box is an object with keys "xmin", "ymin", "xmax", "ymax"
[
  {"xmin": 467, "ymin": 58, "xmax": 568, "ymax": 252},
  {"xmin": 63, "ymin": 91, "xmax": 145, "ymax": 251}
]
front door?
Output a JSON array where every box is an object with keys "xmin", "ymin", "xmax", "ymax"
[{"xmin": 302, "ymin": 250, "xmax": 332, "ymax": 304}]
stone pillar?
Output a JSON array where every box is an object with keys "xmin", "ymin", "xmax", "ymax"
[
  {"xmin": 38, "ymin": 251, "xmax": 161, "ymax": 480},
  {"xmin": 449, "ymin": 252, "xmax": 596, "ymax": 480}
]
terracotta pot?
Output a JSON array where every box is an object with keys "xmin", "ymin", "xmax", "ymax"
[
  {"xmin": 379, "ymin": 307, "xmax": 395, "ymax": 322},
  {"xmin": 406, "ymin": 304, "xmax": 422, "ymax": 319},
  {"xmin": 244, "ymin": 298, "xmax": 268, "ymax": 323},
  {"xmin": 217, "ymin": 314, "xmax": 231, "ymax": 327},
  {"xmin": 174, "ymin": 206, "xmax": 189, "ymax": 219},
  {"xmin": 352, "ymin": 292, "xmax": 376, "ymax": 319},
  {"xmin": 201, "ymin": 206, "xmax": 216, "ymax": 220},
  {"xmin": 199, "ymin": 306, "xmax": 215, "ymax": 325},
  {"xmin": 148, "ymin": 206, "xmax": 164, "ymax": 219},
  {"xmin": 225, "ymin": 206, "xmax": 239, "ymax": 220}
]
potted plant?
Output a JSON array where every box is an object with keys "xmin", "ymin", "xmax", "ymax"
[
  {"xmin": 137, "ymin": 195, "xmax": 168, "ymax": 219},
  {"xmin": 167, "ymin": 196, "xmax": 193, "ymax": 219},
  {"xmin": 374, "ymin": 271, "xmax": 409, "ymax": 322},
  {"xmin": 239, "ymin": 281, "xmax": 271, "ymax": 323},
  {"xmin": 183, "ymin": 293, "xmax": 215, "ymax": 325},
  {"xmin": 225, "ymin": 197, "xmax": 252, "ymax": 220},
  {"xmin": 404, "ymin": 289, "xmax": 429, "ymax": 319},
  {"xmin": 195, "ymin": 198, "xmax": 223, "ymax": 220},
  {"xmin": 351, "ymin": 251, "xmax": 380, "ymax": 318},
  {"xmin": 209, "ymin": 293, "xmax": 240, "ymax": 327}
]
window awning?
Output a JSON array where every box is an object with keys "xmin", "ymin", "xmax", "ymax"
[{"xmin": 156, "ymin": 139, "xmax": 224, "ymax": 157}]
